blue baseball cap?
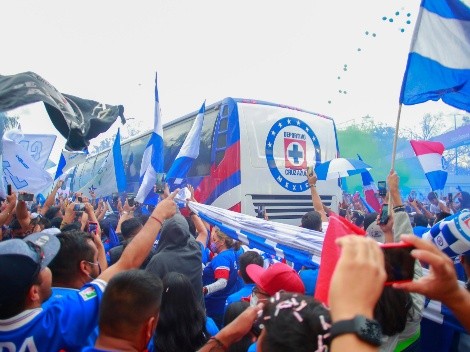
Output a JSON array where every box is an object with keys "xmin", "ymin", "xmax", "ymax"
[{"xmin": 0, "ymin": 231, "xmax": 60, "ymax": 305}]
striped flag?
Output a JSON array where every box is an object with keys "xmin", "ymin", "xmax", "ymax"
[
  {"xmin": 399, "ymin": 0, "xmax": 470, "ymax": 112},
  {"xmin": 166, "ymin": 101, "xmax": 205, "ymax": 189},
  {"xmin": 357, "ymin": 154, "xmax": 381, "ymax": 212},
  {"xmin": 135, "ymin": 73, "xmax": 164, "ymax": 204},
  {"xmin": 410, "ymin": 140, "xmax": 447, "ymax": 191}
]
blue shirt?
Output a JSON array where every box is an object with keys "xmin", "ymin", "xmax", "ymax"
[
  {"xmin": 224, "ymin": 283, "xmax": 255, "ymax": 315},
  {"xmin": 0, "ymin": 280, "xmax": 106, "ymax": 352},
  {"xmin": 42, "ymin": 287, "xmax": 100, "ymax": 351},
  {"xmin": 203, "ymin": 249, "xmax": 241, "ymax": 319},
  {"xmin": 299, "ymin": 268, "xmax": 319, "ymax": 296}
]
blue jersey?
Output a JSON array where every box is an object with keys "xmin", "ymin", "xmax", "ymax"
[
  {"xmin": 0, "ymin": 280, "xmax": 106, "ymax": 352},
  {"xmin": 224, "ymin": 283, "xmax": 255, "ymax": 315},
  {"xmin": 203, "ymin": 249, "xmax": 241, "ymax": 320},
  {"xmin": 41, "ymin": 286, "xmax": 100, "ymax": 351}
]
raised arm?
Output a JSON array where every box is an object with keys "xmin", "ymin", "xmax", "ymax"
[
  {"xmin": 97, "ymin": 190, "xmax": 178, "ymax": 283},
  {"xmin": 115, "ymin": 199, "xmax": 135, "ymax": 233},
  {"xmin": 40, "ymin": 180, "xmax": 63, "ymax": 216},
  {"xmin": 307, "ymin": 169, "xmax": 328, "ymax": 222},
  {"xmin": 187, "ymin": 185, "xmax": 209, "ymax": 247},
  {"xmin": 0, "ymin": 193, "xmax": 16, "ymax": 228}
]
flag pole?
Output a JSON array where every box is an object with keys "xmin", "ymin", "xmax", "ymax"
[{"xmin": 388, "ymin": 103, "xmax": 403, "ymax": 213}]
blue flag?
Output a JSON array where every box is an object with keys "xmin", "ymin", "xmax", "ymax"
[
  {"xmin": 166, "ymin": 101, "xmax": 205, "ymax": 190},
  {"xmin": 54, "ymin": 149, "xmax": 88, "ymax": 180},
  {"xmin": 135, "ymin": 73, "xmax": 164, "ymax": 205},
  {"xmin": 400, "ymin": 0, "xmax": 470, "ymax": 112}
]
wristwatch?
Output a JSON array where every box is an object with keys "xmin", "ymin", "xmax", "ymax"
[{"xmin": 330, "ymin": 315, "xmax": 382, "ymax": 347}]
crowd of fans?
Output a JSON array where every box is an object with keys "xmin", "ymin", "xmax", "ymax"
[{"xmin": 0, "ymin": 170, "xmax": 469, "ymax": 352}]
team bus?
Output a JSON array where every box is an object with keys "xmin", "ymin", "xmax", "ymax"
[{"xmin": 71, "ymin": 98, "xmax": 342, "ymax": 225}]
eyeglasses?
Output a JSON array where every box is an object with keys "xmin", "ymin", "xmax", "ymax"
[
  {"xmin": 86, "ymin": 261, "xmax": 102, "ymax": 275},
  {"xmin": 252, "ymin": 286, "xmax": 270, "ymax": 298}
]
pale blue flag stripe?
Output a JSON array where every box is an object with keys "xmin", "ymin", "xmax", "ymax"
[
  {"xmin": 187, "ymin": 201, "xmax": 324, "ymax": 268},
  {"xmin": 135, "ymin": 73, "xmax": 164, "ymax": 204},
  {"xmin": 166, "ymin": 101, "xmax": 205, "ymax": 188},
  {"xmin": 400, "ymin": 0, "xmax": 470, "ymax": 112}
]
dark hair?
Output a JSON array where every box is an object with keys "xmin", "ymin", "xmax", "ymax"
[
  {"xmin": 434, "ymin": 211, "xmax": 452, "ymax": 224},
  {"xmin": 260, "ymin": 292, "xmax": 331, "ymax": 352},
  {"xmin": 414, "ymin": 214, "xmax": 428, "ymax": 227},
  {"xmin": 301, "ymin": 211, "xmax": 322, "ymax": 231},
  {"xmin": 48, "ymin": 231, "xmax": 95, "ymax": 284},
  {"xmin": 351, "ymin": 210, "xmax": 365, "ymax": 227},
  {"xmin": 99, "ymin": 270, "xmax": 162, "ymax": 339},
  {"xmin": 60, "ymin": 222, "xmax": 82, "ymax": 232},
  {"xmin": 239, "ymin": 251, "xmax": 264, "ymax": 284},
  {"xmin": 45, "ymin": 206, "xmax": 61, "ymax": 220},
  {"xmin": 374, "ymin": 286, "xmax": 412, "ymax": 336},
  {"xmin": 460, "ymin": 191, "xmax": 470, "ymax": 209},
  {"xmin": 186, "ymin": 216, "xmax": 197, "ymax": 238},
  {"xmin": 153, "ymin": 272, "xmax": 209, "ymax": 352},
  {"xmin": 223, "ymin": 301, "xmax": 253, "ymax": 352},
  {"xmin": 364, "ymin": 212, "xmax": 379, "ymax": 230},
  {"xmin": 121, "ymin": 218, "xmax": 143, "ymax": 240},
  {"xmin": 428, "ymin": 191, "xmax": 438, "ymax": 200},
  {"xmin": 49, "ymin": 216, "xmax": 63, "ymax": 229}
]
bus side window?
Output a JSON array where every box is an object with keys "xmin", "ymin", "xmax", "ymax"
[{"xmin": 213, "ymin": 104, "xmax": 229, "ymax": 167}]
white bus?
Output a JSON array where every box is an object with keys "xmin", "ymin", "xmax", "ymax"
[{"xmin": 71, "ymin": 97, "xmax": 342, "ymax": 224}]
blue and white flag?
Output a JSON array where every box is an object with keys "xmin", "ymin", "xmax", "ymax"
[
  {"xmin": 17, "ymin": 133, "xmax": 57, "ymax": 170},
  {"xmin": 187, "ymin": 201, "xmax": 325, "ymax": 268},
  {"xmin": 166, "ymin": 101, "xmax": 205, "ymax": 189},
  {"xmin": 400, "ymin": 0, "xmax": 470, "ymax": 112},
  {"xmin": 54, "ymin": 149, "xmax": 88, "ymax": 180},
  {"xmin": 357, "ymin": 154, "xmax": 381, "ymax": 213},
  {"xmin": 2, "ymin": 130, "xmax": 53, "ymax": 194},
  {"xmin": 135, "ymin": 73, "xmax": 164, "ymax": 204},
  {"xmin": 76, "ymin": 129, "xmax": 126, "ymax": 198}
]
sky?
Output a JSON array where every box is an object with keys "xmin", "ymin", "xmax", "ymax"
[{"xmin": 1, "ymin": 0, "xmax": 467, "ymax": 163}]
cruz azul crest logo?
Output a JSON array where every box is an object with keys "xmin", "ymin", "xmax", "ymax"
[{"xmin": 265, "ymin": 117, "xmax": 321, "ymax": 192}]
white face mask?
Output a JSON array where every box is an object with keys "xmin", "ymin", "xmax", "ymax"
[{"xmin": 250, "ymin": 293, "xmax": 258, "ymax": 307}]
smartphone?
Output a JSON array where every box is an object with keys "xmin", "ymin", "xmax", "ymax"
[
  {"xmin": 112, "ymin": 192, "xmax": 119, "ymax": 203},
  {"xmin": 380, "ymin": 242, "xmax": 416, "ymax": 285},
  {"xmin": 74, "ymin": 203, "xmax": 85, "ymax": 211},
  {"xmin": 127, "ymin": 193, "xmax": 135, "ymax": 207},
  {"xmin": 7, "ymin": 184, "xmax": 12, "ymax": 196},
  {"xmin": 77, "ymin": 196, "xmax": 83, "ymax": 203},
  {"xmin": 448, "ymin": 193, "xmax": 453, "ymax": 203},
  {"xmin": 378, "ymin": 181, "xmax": 387, "ymax": 197},
  {"xmin": 307, "ymin": 165, "xmax": 314, "ymax": 177},
  {"xmin": 88, "ymin": 221, "xmax": 98, "ymax": 234},
  {"xmin": 18, "ymin": 192, "xmax": 34, "ymax": 202},
  {"xmin": 379, "ymin": 204, "xmax": 389, "ymax": 225},
  {"xmin": 155, "ymin": 173, "xmax": 166, "ymax": 194}
]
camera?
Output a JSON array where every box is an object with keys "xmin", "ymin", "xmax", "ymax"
[
  {"xmin": 88, "ymin": 221, "xmax": 98, "ymax": 233},
  {"xmin": 380, "ymin": 242, "xmax": 416, "ymax": 285},
  {"xmin": 18, "ymin": 192, "xmax": 34, "ymax": 202},
  {"xmin": 377, "ymin": 181, "xmax": 387, "ymax": 197},
  {"xmin": 7, "ymin": 184, "xmax": 12, "ymax": 196}
]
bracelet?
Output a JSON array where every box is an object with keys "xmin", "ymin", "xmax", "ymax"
[
  {"xmin": 208, "ymin": 337, "xmax": 227, "ymax": 351},
  {"xmin": 393, "ymin": 205, "xmax": 405, "ymax": 213},
  {"xmin": 151, "ymin": 216, "xmax": 163, "ymax": 227}
]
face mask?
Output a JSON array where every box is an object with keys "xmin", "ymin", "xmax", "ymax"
[
  {"xmin": 250, "ymin": 293, "xmax": 258, "ymax": 307},
  {"xmin": 210, "ymin": 242, "xmax": 218, "ymax": 253}
]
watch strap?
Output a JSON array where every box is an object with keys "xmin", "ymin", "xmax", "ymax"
[{"xmin": 330, "ymin": 315, "xmax": 382, "ymax": 347}]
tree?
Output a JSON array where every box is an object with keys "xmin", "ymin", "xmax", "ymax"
[{"xmin": 0, "ymin": 112, "xmax": 21, "ymax": 130}]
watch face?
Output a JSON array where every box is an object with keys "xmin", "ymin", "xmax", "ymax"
[{"xmin": 357, "ymin": 316, "xmax": 382, "ymax": 346}]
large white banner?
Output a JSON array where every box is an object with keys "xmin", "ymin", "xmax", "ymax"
[
  {"xmin": 17, "ymin": 133, "xmax": 57, "ymax": 169},
  {"xmin": 2, "ymin": 130, "xmax": 53, "ymax": 194}
]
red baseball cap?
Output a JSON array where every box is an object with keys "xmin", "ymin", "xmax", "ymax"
[{"xmin": 246, "ymin": 262, "xmax": 305, "ymax": 296}]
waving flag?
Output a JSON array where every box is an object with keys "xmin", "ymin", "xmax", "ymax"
[
  {"xmin": 166, "ymin": 101, "xmax": 205, "ymax": 189},
  {"xmin": 54, "ymin": 149, "xmax": 88, "ymax": 180},
  {"xmin": 410, "ymin": 140, "xmax": 447, "ymax": 191},
  {"xmin": 399, "ymin": 0, "xmax": 470, "ymax": 112},
  {"xmin": 135, "ymin": 73, "xmax": 164, "ymax": 205},
  {"xmin": 357, "ymin": 154, "xmax": 381, "ymax": 213},
  {"xmin": 76, "ymin": 129, "xmax": 126, "ymax": 198},
  {"xmin": 2, "ymin": 130, "xmax": 53, "ymax": 194}
]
